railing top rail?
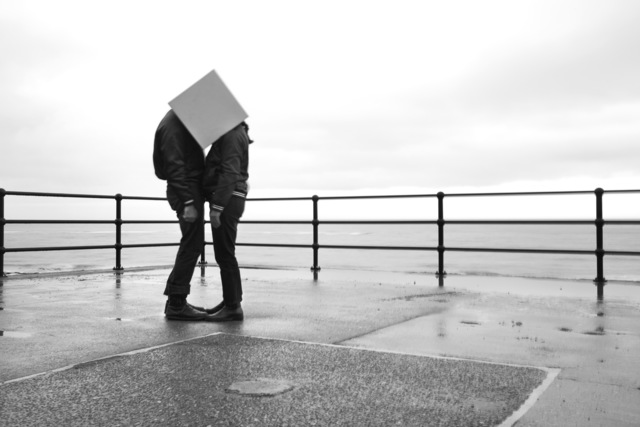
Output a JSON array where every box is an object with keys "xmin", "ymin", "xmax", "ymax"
[
  {"xmin": 3, "ymin": 190, "xmax": 115, "ymax": 200},
  {"xmin": 246, "ymin": 197, "xmax": 312, "ymax": 202},
  {"xmin": 121, "ymin": 195, "xmax": 166, "ymax": 201},
  {"xmin": 444, "ymin": 190, "xmax": 594, "ymax": 198},
  {"xmin": 317, "ymin": 194, "xmax": 438, "ymax": 201},
  {"xmin": 1, "ymin": 190, "xmax": 170, "ymax": 202},
  {"xmin": 3, "ymin": 188, "xmax": 640, "ymax": 203},
  {"xmin": 604, "ymin": 189, "xmax": 640, "ymax": 194}
]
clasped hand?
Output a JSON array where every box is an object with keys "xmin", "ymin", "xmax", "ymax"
[
  {"xmin": 181, "ymin": 205, "xmax": 198, "ymax": 223},
  {"xmin": 210, "ymin": 209, "xmax": 221, "ymax": 229}
]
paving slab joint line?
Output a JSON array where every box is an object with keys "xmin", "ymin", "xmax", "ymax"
[{"xmin": 497, "ymin": 367, "xmax": 560, "ymax": 427}]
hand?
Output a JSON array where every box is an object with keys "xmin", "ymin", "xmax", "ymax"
[
  {"xmin": 182, "ymin": 205, "xmax": 198, "ymax": 223},
  {"xmin": 210, "ymin": 209, "xmax": 221, "ymax": 229}
]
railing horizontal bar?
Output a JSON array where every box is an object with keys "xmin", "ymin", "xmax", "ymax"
[
  {"xmin": 239, "ymin": 220, "xmax": 312, "ymax": 225},
  {"xmin": 5, "ymin": 220, "xmax": 114, "ymax": 225},
  {"xmin": 604, "ymin": 189, "xmax": 640, "ymax": 194},
  {"xmin": 121, "ymin": 243, "xmax": 179, "ymax": 248},
  {"xmin": 445, "ymin": 247, "xmax": 593, "ymax": 255},
  {"xmin": 120, "ymin": 196, "xmax": 166, "ymax": 201},
  {"xmin": 320, "ymin": 220, "xmax": 437, "ymax": 225},
  {"xmin": 246, "ymin": 197, "xmax": 311, "ymax": 202},
  {"xmin": 445, "ymin": 190, "xmax": 593, "ymax": 198},
  {"xmin": 446, "ymin": 220, "xmax": 594, "ymax": 225},
  {"xmin": 318, "ymin": 194, "xmax": 437, "ymax": 201},
  {"xmin": 5, "ymin": 189, "xmax": 639, "ymax": 203},
  {"xmin": 233, "ymin": 242, "xmax": 312, "ymax": 249},
  {"xmin": 606, "ymin": 250, "xmax": 640, "ymax": 256},
  {"xmin": 5, "ymin": 245, "xmax": 115, "ymax": 252},
  {"xmin": 122, "ymin": 220, "xmax": 178, "ymax": 224},
  {"xmin": 606, "ymin": 220, "xmax": 640, "ymax": 225},
  {"xmin": 320, "ymin": 244, "xmax": 437, "ymax": 251},
  {"xmin": 5, "ymin": 191, "xmax": 114, "ymax": 200}
]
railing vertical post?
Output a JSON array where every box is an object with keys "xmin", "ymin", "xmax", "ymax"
[
  {"xmin": 198, "ymin": 215, "xmax": 208, "ymax": 276},
  {"xmin": 200, "ymin": 238, "xmax": 207, "ymax": 265},
  {"xmin": 0, "ymin": 188, "xmax": 6, "ymax": 278},
  {"xmin": 594, "ymin": 188, "xmax": 606, "ymax": 299},
  {"xmin": 113, "ymin": 193, "xmax": 124, "ymax": 273},
  {"xmin": 311, "ymin": 195, "xmax": 321, "ymax": 276},
  {"xmin": 436, "ymin": 192, "xmax": 446, "ymax": 286}
]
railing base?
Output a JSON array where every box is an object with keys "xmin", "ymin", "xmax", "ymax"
[
  {"xmin": 594, "ymin": 279, "xmax": 607, "ymax": 300},
  {"xmin": 435, "ymin": 271, "xmax": 447, "ymax": 287}
]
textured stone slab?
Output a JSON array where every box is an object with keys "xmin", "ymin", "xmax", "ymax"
[{"xmin": 0, "ymin": 333, "xmax": 551, "ymax": 427}]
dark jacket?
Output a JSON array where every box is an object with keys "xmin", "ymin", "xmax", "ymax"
[
  {"xmin": 203, "ymin": 123, "xmax": 250, "ymax": 212},
  {"xmin": 153, "ymin": 110, "xmax": 205, "ymax": 207}
]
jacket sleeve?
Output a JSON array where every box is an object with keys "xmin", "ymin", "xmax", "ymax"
[
  {"xmin": 208, "ymin": 130, "xmax": 245, "ymax": 212},
  {"xmin": 160, "ymin": 132, "xmax": 195, "ymax": 206}
]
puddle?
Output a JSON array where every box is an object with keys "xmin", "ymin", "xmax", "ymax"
[{"xmin": 0, "ymin": 330, "xmax": 32, "ymax": 338}]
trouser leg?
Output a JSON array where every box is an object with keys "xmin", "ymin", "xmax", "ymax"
[
  {"xmin": 164, "ymin": 189, "xmax": 205, "ymax": 297},
  {"xmin": 212, "ymin": 196, "xmax": 245, "ymax": 307}
]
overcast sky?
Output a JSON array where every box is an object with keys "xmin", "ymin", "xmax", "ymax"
[{"xmin": 2, "ymin": 0, "xmax": 640, "ymax": 219}]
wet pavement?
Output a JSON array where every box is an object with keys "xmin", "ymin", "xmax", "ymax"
[{"xmin": 1, "ymin": 267, "xmax": 639, "ymax": 426}]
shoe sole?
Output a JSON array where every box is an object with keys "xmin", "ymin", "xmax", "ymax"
[
  {"xmin": 165, "ymin": 315, "xmax": 208, "ymax": 321},
  {"xmin": 204, "ymin": 315, "xmax": 244, "ymax": 322}
]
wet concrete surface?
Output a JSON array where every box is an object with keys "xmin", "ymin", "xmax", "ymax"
[{"xmin": 1, "ymin": 267, "xmax": 639, "ymax": 426}]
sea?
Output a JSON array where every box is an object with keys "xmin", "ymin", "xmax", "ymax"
[{"xmin": 3, "ymin": 222, "xmax": 639, "ymax": 284}]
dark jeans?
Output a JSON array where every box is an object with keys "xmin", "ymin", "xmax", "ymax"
[
  {"xmin": 164, "ymin": 186, "xmax": 204, "ymax": 296},
  {"xmin": 211, "ymin": 195, "xmax": 245, "ymax": 306}
]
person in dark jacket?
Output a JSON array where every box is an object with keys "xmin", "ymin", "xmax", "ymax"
[
  {"xmin": 201, "ymin": 121, "xmax": 252, "ymax": 321},
  {"xmin": 153, "ymin": 109, "xmax": 209, "ymax": 321}
]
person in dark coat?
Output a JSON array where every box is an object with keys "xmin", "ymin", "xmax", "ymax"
[
  {"xmin": 201, "ymin": 122, "xmax": 252, "ymax": 321},
  {"xmin": 153, "ymin": 109, "xmax": 208, "ymax": 320}
]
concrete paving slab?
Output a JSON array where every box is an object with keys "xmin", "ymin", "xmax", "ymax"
[
  {"xmin": 0, "ymin": 333, "xmax": 552, "ymax": 427},
  {"xmin": 1, "ymin": 267, "xmax": 639, "ymax": 426},
  {"xmin": 343, "ymin": 275, "xmax": 640, "ymax": 427}
]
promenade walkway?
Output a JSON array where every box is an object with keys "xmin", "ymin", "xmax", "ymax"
[{"xmin": 1, "ymin": 267, "xmax": 639, "ymax": 426}]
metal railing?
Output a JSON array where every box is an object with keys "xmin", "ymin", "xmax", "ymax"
[{"xmin": 1, "ymin": 188, "xmax": 639, "ymax": 298}]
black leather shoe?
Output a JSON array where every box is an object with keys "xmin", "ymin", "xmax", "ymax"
[
  {"xmin": 165, "ymin": 299, "xmax": 225, "ymax": 315},
  {"xmin": 165, "ymin": 303, "xmax": 208, "ymax": 321},
  {"xmin": 204, "ymin": 305, "xmax": 244, "ymax": 322},
  {"xmin": 203, "ymin": 301, "xmax": 225, "ymax": 315},
  {"xmin": 182, "ymin": 301, "xmax": 224, "ymax": 314}
]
